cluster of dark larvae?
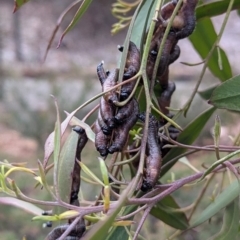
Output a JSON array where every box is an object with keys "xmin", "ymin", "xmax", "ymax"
[
  {"xmin": 46, "ymin": 0, "xmax": 198, "ymax": 239},
  {"xmin": 95, "ymin": 0, "xmax": 198, "ymax": 191}
]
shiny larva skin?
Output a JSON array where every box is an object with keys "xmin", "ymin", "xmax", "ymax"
[
  {"xmin": 138, "ymin": 114, "xmax": 162, "ymax": 192},
  {"xmin": 96, "ymin": 62, "xmax": 116, "ymax": 133},
  {"xmin": 161, "ymin": 0, "xmax": 178, "ymax": 20},
  {"xmin": 172, "ymin": 0, "xmax": 198, "ymax": 40},
  {"xmin": 119, "ymin": 41, "xmax": 141, "ymax": 100},
  {"xmin": 114, "ymin": 98, "xmax": 135, "ymax": 124},
  {"xmin": 94, "ymin": 119, "xmax": 110, "ymax": 156},
  {"xmin": 108, "ymin": 99, "xmax": 139, "ymax": 154},
  {"xmin": 97, "ymin": 62, "xmax": 108, "ymax": 86},
  {"xmin": 102, "ymin": 68, "xmax": 119, "ymax": 104},
  {"xmin": 70, "ymin": 130, "xmax": 88, "ymax": 208},
  {"xmin": 99, "ymin": 97, "xmax": 116, "ymax": 134}
]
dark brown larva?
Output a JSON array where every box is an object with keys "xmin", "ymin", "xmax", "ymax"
[
  {"xmin": 171, "ymin": 0, "xmax": 198, "ymax": 40},
  {"xmin": 114, "ymin": 98, "xmax": 135, "ymax": 124},
  {"xmin": 138, "ymin": 113, "xmax": 162, "ymax": 192},
  {"xmin": 97, "ymin": 61, "xmax": 107, "ymax": 86},
  {"xmin": 98, "ymin": 97, "xmax": 116, "ymax": 132},
  {"xmin": 119, "ymin": 41, "xmax": 141, "ymax": 100},
  {"xmin": 108, "ymin": 98, "xmax": 139, "ymax": 154},
  {"xmin": 102, "ymin": 68, "xmax": 119, "ymax": 104},
  {"xmin": 70, "ymin": 129, "xmax": 88, "ymax": 207},
  {"xmin": 94, "ymin": 119, "xmax": 110, "ymax": 156},
  {"xmin": 160, "ymin": 0, "xmax": 178, "ymax": 20}
]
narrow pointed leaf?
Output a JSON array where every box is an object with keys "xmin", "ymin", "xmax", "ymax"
[
  {"xmin": 208, "ymin": 198, "xmax": 239, "ymax": 240},
  {"xmin": 0, "ymin": 197, "xmax": 43, "ymax": 216},
  {"xmin": 209, "ymin": 75, "xmax": 240, "ymax": 111},
  {"xmin": 58, "ymin": 131, "xmax": 79, "ymax": 204},
  {"xmin": 190, "ymin": 180, "xmax": 240, "ymax": 228},
  {"xmin": 58, "ymin": 0, "xmax": 93, "ymax": 47}
]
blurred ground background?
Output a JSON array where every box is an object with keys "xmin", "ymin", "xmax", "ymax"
[{"xmin": 0, "ymin": 0, "xmax": 240, "ymax": 239}]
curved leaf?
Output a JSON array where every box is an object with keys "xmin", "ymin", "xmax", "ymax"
[
  {"xmin": 190, "ymin": 180, "xmax": 240, "ymax": 228},
  {"xmin": 161, "ymin": 107, "xmax": 216, "ymax": 175},
  {"xmin": 58, "ymin": 131, "xmax": 79, "ymax": 204},
  {"xmin": 58, "ymin": 0, "xmax": 93, "ymax": 47},
  {"xmin": 207, "ymin": 198, "xmax": 239, "ymax": 240},
  {"xmin": 209, "ymin": 75, "xmax": 240, "ymax": 111},
  {"xmin": 196, "ymin": 0, "xmax": 240, "ymax": 21},
  {"xmin": 150, "ymin": 195, "xmax": 189, "ymax": 230},
  {"xmin": 189, "ymin": 18, "xmax": 232, "ymax": 82},
  {"xmin": 0, "ymin": 197, "xmax": 43, "ymax": 216}
]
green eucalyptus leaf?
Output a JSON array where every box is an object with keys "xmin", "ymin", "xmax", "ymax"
[
  {"xmin": 0, "ymin": 197, "xmax": 43, "ymax": 216},
  {"xmin": 207, "ymin": 197, "xmax": 240, "ymax": 240},
  {"xmin": 58, "ymin": 131, "xmax": 79, "ymax": 204},
  {"xmin": 189, "ymin": 18, "xmax": 232, "ymax": 82},
  {"xmin": 209, "ymin": 75, "xmax": 240, "ymax": 111},
  {"xmin": 58, "ymin": 0, "xmax": 93, "ymax": 47},
  {"xmin": 190, "ymin": 181, "xmax": 240, "ymax": 228},
  {"xmin": 150, "ymin": 195, "xmax": 189, "ymax": 230},
  {"xmin": 161, "ymin": 107, "xmax": 216, "ymax": 175},
  {"xmin": 131, "ymin": 0, "xmax": 156, "ymax": 49},
  {"xmin": 196, "ymin": 0, "xmax": 240, "ymax": 21},
  {"xmin": 198, "ymin": 85, "xmax": 218, "ymax": 100}
]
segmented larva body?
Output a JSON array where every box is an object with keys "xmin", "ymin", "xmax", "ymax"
[
  {"xmin": 114, "ymin": 97, "xmax": 135, "ymax": 124},
  {"xmin": 138, "ymin": 113, "xmax": 162, "ymax": 192},
  {"xmin": 160, "ymin": 0, "xmax": 178, "ymax": 20},
  {"xmin": 70, "ymin": 129, "xmax": 88, "ymax": 207},
  {"xmin": 102, "ymin": 68, "xmax": 119, "ymax": 104},
  {"xmin": 119, "ymin": 41, "xmax": 141, "ymax": 100},
  {"xmin": 94, "ymin": 119, "xmax": 110, "ymax": 157},
  {"xmin": 108, "ymin": 98, "xmax": 139, "ymax": 154},
  {"xmin": 171, "ymin": 0, "xmax": 198, "ymax": 40}
]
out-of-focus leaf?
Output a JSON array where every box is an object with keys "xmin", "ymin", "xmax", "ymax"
[
  {"xmin": 13, "ymin": 0, "xmax": 31, "ymax": 12},
  {"xmin": 196, "ymin": 0, "xmax": 240, "ymax": 21},
  {"xmin": 198, "ymin": 85, "xmax": 218, "ymax": 100},
  {"xmin": 208, "ymin": 75, "xmax": 240, "ymax": 111},
  {"xmin": 150, "ymin": 195, "xmax": 189, "ymax": 230},
  {"xmin": 190, "ymin": 180, "xmax": 240, "ymax": 228},
  {"xmin": 43, "ymin": 0, "xmax": 82, "ymax": 61},
  {"xmin": 189, "ymin": 18, "xmax": 232, "ymax": 82},
  {"xmin": 81, "ymin": 184, "xmax": 132, "ymax": 240},
  {"xmin": 208, "ymin": 198, "xmax": 239, "ymax": 240},
  {"xmin": 58, "ymin": 131, "xmax": 79, "ymax": 204},
  {"xmin": 58, "ymin": 0, "xmax": 93, "ymax": 47},
  {"xmin": 0, "ymin": 197, "xmax": 43, "ymax": 216},
  {"xmin": 161, "ymin": 107, "xmax": 216, "ymax": 175}
]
